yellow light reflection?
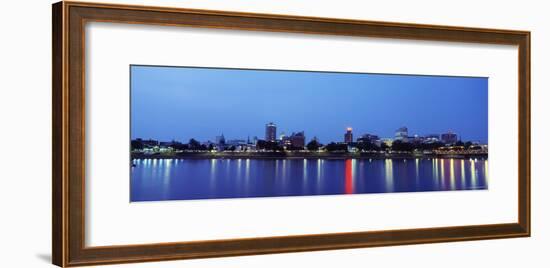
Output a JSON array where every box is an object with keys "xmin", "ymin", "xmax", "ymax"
[
  {"xmin": 461, "ymin": 159, "xmax": 466, "ymax": 186},
  {"xmin": 450, "ymin": 159, "xmax": 456, "ymax": 190},
  {"xmin": 440, "ymin": 159, "xmax": 446, "ymax": 188},
  {"xmin": 352, "ymin": 159, "xmax": 357, "ymax": 178},
  {"xmin": 470, "ymin": 159, "xmax": 477, "ymax": 187},
  {"xmin": 385, "ymin": 159, "xmax": 394, "ymax": 192},
  {"xmin": 433, "ymin": 158, "xmax": 438, "ymax": 188}
]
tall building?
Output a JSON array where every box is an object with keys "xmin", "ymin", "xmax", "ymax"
[
  {"xmin": 344, "ymin": 127, "xmax": 353, "ymax": 143},
  {"xmin": 441, "ymin": 131, "xmax": 458, "ymax": 145},
  {"xmin": 395, "ymin": 126, "xmax": 409, "ymax": 142},
  {"xmin": 289, "ymin": 131, "xmax": 306, "ymax": 148},
  {"xmin": 265, "ymin": 122, "xmax": 277, "ymax": 142}
]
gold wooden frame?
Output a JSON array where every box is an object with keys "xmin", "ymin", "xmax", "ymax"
[{"xmin": 52, "ymin": 1, "xmax": 530, "ymax": 266}]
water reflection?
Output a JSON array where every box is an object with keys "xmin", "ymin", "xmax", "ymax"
[
  {"xmin": 317, "ymin": 159, "xmax": 322, "ymax": 182},
  {"xmin": 470, "ymin": 159, "xmax": 477, "ymax": 186},
  {"xmin": 303, "ymin": 159, "xmax": 308, "ymax": 180},
  {"xmin": 275, "ymin": 159, "xmax": 279, "ymax": 181},
  {"xmin": 433, "ymin": 159, "xmax": 439, "ymax": 188},
  {"xmin": 415, "ymin": 158, "xmax": 420, "ymax": 182},
  {"xmin": 245, "ymin": 159, "xmax": 250, "ymax": 181},
  {"xmin": 461, "ymin": 159, "xmax": 466, "ymax": 186},
  {"xmin": 440, "ymin": 159, "xmax": 446, "ymax": 188},
  {"xmin": 345, "ymin": 159, "xmax": 353, "ymax": 194},
  {"xmin": 384, "ymin": 159, "xmax": 394, "ymax": 192},
  {"xmin": 316, "ymin": 159, "xmax": 323, "ymax": 193},
  {"xmin": 131, "ymin": 157, "xmax": 489, "ymax": 202},
  {"xmin": 450, "ymin": 159, "xmax": 456, "ymax": 190},
  {"xmin": 209, "ymin": 159, "xmax": 217, "ymax": 192},
  {"xmin": 236, "ymin": 159, "xmax": 242, "ymax": 180}
]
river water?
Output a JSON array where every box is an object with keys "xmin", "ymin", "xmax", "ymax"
[{"xmin": 130, "ymin": 158, "xmax": 488, "ymax": 202}]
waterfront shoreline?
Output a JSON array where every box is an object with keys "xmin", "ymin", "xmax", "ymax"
[{"xmin": 131, "ymin": 152, "xmax": 488, "ymax": 160}]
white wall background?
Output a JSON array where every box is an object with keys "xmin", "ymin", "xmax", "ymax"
[{"xmin": 0, "ymin": 0, "xmax": 547, "ymax": 267}]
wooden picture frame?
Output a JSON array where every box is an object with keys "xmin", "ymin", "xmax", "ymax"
[{"xmin": 52, "ymin": 1, "xmax": 530, "ymax": 266}]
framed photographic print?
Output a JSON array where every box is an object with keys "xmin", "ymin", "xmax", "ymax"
[
  {"xmin": 52, "ymin": 1, "xmax": 530, "ymax": 267},
  {"xmin": 129, "ymin": 65, "xmax": 490, "ymax": 202}
]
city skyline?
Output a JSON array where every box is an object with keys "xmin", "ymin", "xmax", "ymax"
[
  {"xmin": 131, "ymin": 65, "xmax": 488, "ymax": 143},
  {"xmin": 131, "ymin": 123, "xmax": 468, "ymax": 145}
]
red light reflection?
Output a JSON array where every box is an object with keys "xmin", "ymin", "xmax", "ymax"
[{"xmin": 345, "ymin": 159, "xmax": 353, "ymax": 194}]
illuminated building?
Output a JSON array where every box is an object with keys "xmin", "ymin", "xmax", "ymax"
[
  {"xmin": 357, "ymin": 133, "xmax": 379, "ymax": 143},
  {"xmin": 265, "ymin": 122, "xmax": 277, "ymax": 142},
  {"xmin": 140, "ymin": 139, "xmax": 159, "ymax": 148},
  {"xmin": 441, "ymin": 131, "xmax": 458, "ymax": 145},
  {"xmin": 344, "ymin": 127, "xmax": 353, "ymax": 143},
  {"xmin": 281, "ymin": 136, "xmax": 292, "ymax": 147},
  {"xmin": 382, "ymin": 138, "xmax": 393, "ymax": 147},
  {"xmin": 395, "ymin": 126, "xmax": 409, "ymax": 142},
  {"xmin": 424, "ymin": 134, "xmax": 440, "ymax": 143},
  {"xmin": 289, "ymin": 131, "xmax": 306, "ymax": 148}
]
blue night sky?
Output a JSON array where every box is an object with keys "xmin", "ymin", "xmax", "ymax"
[{"xmin": 131, "ymin": 65, "xmax": 488, "ymax": 144}]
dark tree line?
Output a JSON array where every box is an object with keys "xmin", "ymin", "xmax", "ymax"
[
  {"xmin": 324, "ymin": 142, "xmax": 348, "ymax": 152},
  {"xmin": 306, "ymin": 140, "xmax": 321, "ymax": 151},
  {"xmin": 131, "ymin": 138, "xmax": 211, "ymax": 151},
  {"xmin": 256, "ymin": 140, "xmax": 284, "ymax": 152},
  {"xmin": 356, "ymin": 141, "xmax": 379, "ymax": 152},
  {"xmin": 132, "ymin": 137, "xmax": 473, "ymax": 153},
  {"xmin": 179, "ymin": 139, "xmax": 209, "ymax": 151},
  {"xmin": 131, "ymin": 140, "xmax": 144, "ymax": 150}
]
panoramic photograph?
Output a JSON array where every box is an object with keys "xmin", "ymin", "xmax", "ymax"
[{"xmin": 130, "ymin": 65, "xmax": 488, "ymax": 202}]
